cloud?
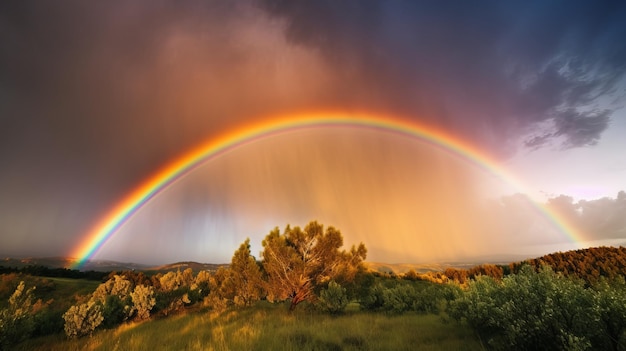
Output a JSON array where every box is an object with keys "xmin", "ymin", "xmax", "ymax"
[
  {"xmin": 547, "ymin": 191, "xmax": 626, "ymax": 240},
  {"xmin": 258, "ymin": 0, "xmax": 626, "ymax": 153}
]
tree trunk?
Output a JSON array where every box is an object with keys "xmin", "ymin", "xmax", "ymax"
[{"xmin": 289, "ymin": 299, "xmax": 298, "ymax": 311}]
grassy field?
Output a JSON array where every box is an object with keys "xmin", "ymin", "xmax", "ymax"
[{"xmin": 19, "ymin": 302, "xmax": 482, "ymax": 351}]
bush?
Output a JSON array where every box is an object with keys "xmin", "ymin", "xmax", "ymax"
[
  {"xmin": 130, "ymin": 284, "xmax": 156, "ymax": 320},
  {"xmin": 360, "ymin": 283, "xmax": 386, "ymax": 311},
  {"xmin": 0, "ymin": 281, "xmax": 36, "ymax": 348},
  {"xmin": 91, "ymin": 275, "xmax": 132, "ymax": 304},
  {"xmin": 449, "ymin": 265, "xmax": 596, "ymax": 350},
  {"xmin": 318, "ymin": 281, "xmax": 348, "ymax": 314},
  {"xmin": 101, "ymin": 295, "xmax": 130, "ymax": 328},
  {"xmin": 62, "ymin": 301, "xmax": 104, "ymax": 338},
  {"xmin": 382, "ymin": 284, "xmax": 417, "ymax": 314}
]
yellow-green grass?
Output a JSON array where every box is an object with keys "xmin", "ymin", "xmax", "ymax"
[
  {"xmin": 1, "ymin": 275, "xmax": 99, "ymax": 310},
  {"xmin": 19, "ymin": 302, "xmax": 482, "ymax": 351},
  {"xmin": 44, "ymin": 277, "xmax": 101, "ymax": 299}
]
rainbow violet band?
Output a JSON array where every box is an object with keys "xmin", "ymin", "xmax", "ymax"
[{"xmin": 70, "ymin": 112, "xmax": 583, "ymax": 268}]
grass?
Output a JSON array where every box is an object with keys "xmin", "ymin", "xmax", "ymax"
[
  {"xmin": 19, "ymin": 302, "xmax": 482, "ymax": 351},
  {"xmin": 44, "ymin": 277, "xmax": 101, "ymax": 299}
]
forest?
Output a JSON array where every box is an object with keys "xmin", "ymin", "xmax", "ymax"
[{"xmin": 2, "ymin": 222, "xmax": 626, "ymax": 350}]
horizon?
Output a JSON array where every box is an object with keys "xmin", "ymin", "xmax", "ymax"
[{"xmin": 3, "ymin": 244, "xmax": 624, "ymax": 270}]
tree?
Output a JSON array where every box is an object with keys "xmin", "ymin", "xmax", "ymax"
[
  {"xmin": 228, "ymin": 238, "xmax": 264, "ymax": 306},
  {"xmin": 261, "ymin": 221, "xmax": 367, "ymax": 310},
  {"xmin": 593, "ymin": 277, "xmax": 626, "ymax": 351}
]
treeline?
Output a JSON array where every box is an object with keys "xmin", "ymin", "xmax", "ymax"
[
  {"xmin": 517, "ymin": 246, "xmax": 626, "ymax": 284},
  {"xmin": 0, "ymin": 265, "xmax": 108, "ymax": 281},
  {"xmin": 441, "ymin": 246, "xmax": 626, "ymax": 285}
]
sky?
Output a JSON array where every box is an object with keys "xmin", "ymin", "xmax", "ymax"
[{"xmin": 1, "ymin": 1, "xmax": 626, "ymax": 265}]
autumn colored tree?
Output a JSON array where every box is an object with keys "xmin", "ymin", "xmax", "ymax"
[
  {"xmin": 227, "ymin": 238, "xmax": 264, "ymax": 306},
  {"xmin": 261, "ymin": 221, "xmax": 367, "ymax": 310}
]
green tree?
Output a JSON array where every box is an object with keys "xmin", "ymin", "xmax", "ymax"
[
  {"xmin": 318, "ymin": 280, "xmax": 348, "ymax": 314},
  {"xmin": 449, "ymin": 265, "xmax": 595, "ymax": 350},
  {"xmin": 593, "ymin": 277, "xmax": 626, "ymax": 351},
  {"xmin": 261, "ymin": 221, "xmax": 366, "ymax": 310},
  {"xmin": 228, "ymin": 238, "xmax": 264, "ymax": 306}
]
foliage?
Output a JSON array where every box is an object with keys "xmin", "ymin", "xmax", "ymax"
[
  {"xmin": 159, "ymin": 268, "xmax": 194, "ymax": 292},
  {"xmin": 449, "ymin": 265, "xmax": 598, "ymax": 350},
  {"xmin": 382, "ymin": 283, "xmax": 415, "ymax": 314},
  {"xmin": 592, "ymin": 277, "xmax": 626, "ymax": 351},
  {"xmin": 227, "ymin": 238, "xmax": 264, "ymax": 306},
  {"xmin": 358, "ymin": 277, "xmax": 459, "ymax": 315},
  {"xmin": 360, "ymin": 282, "xmax": 386, "ymax": 311},
  {"xmin": 62, "ymin": 301, "xmax": 104, "ymax": 338},
  {"xmin": 443, "ymin": 246, "xmax": 626, "ymax": 285},
  {"xmin": 91, "ymin": 275, "xmax": 133, "ymax": 327},
  {"xmin": 130, "ymin": 284, "xmax": 156, "ymax": 320},
  {"xmin": 153, "ymin": 288, "xmax": 191, "ymax": 316},
  {"xmin": 317, "ymin": 281, "xmax": 348, "ymax": 314},
  {"xmin": 0, "ymin": 281, "xmax": 36, "ymax": 348},
  {"xmin": 100, "ymin": 295, "xmax": 130, "ymax": 328},
  {"xmin": 203, "ymin": 266, "xmax": 234, "ymax": 311},
  {"xmin": 91, "ymin": 275, "xmax": 132, "ymax": 304},
  {"xmin": 261, "ymin": 221, "xmax": 367, "ymax": 310}
]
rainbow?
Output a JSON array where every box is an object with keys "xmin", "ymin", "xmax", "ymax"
[{"xmin": 70, "ymin": 112, "xmax": 584, "ymax": 267}]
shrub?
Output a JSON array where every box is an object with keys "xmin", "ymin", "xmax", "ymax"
[
  {"xmin": 360, "ymin": 283, "xmax": 386, "ymax": 311},
  {"xmin": 382, "ymin": 284, "xmax": 415, "ymax": 314},
  {"xmin": 0, "ymin": 281, "xmax": 36, "ymax": 347},
  {"xmin": 130, "ymin": 284, "xmax": 156, "ymax": 320},
  {"xmin": 318, "ymin": 281, "xmax": 349, "ymax": 314},
  {"xmin": 91, "ymin": 275, "xmax": 132, "ymax": 304},
  {"xmin": 449, "ymin": 265, "xmax": 596, "ymax": 350},
  {"xmin": 62, "ymin": 301, "xmax": 104, "ymax": 338},
  {"xmin": 100, "ymin": 295, "xmax": 131, "ymax": 328}
]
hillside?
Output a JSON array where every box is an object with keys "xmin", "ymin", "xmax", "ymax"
[
  {"xmin": 147, "ymin": 261, "xmax": 227, "ymax": 273},
  {"xmin": 515, "ymin": 246, "xmax": 626, "ymax": 284},
  {"xmin": 0, "ymin": 257, "xmax": 150, "ymax": 272},
  {"xmin": 440, "ymin": 246, "xmax": 626, "ymax": 285}
]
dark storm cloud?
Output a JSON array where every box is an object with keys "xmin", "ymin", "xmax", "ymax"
[
  {"xmin": 259, "ymin": 0, "xmax": 626, "ymax": 152},
  {"xmin": 526, "ymin": 109, "xmax": 612, "ymax": 149},
  {"xmin": 0, "ymin": 1, "xmax": 275, "ymax": 255}
]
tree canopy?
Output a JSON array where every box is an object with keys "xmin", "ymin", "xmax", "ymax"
[{"xmin": 261, "ymin": 221, "xmax": 367, "ymax": 310}]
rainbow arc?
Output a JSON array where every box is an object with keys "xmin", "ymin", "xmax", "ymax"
[{"xmin": 71, "ymin": 112, "xmax": 584, "ymax": 267}]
